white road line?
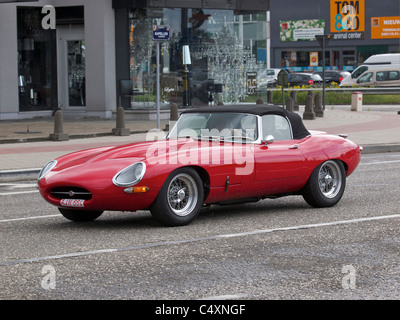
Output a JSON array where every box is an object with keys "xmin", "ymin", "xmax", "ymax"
[
  {"xmin": 0, "ymin": 190, "xmax": 39, "ymax": 196},
  {"xmin": 0, "ymin": 214, "xmax": 60, "ymax": 223},
  {"xmin": 0, "ymin": 214, "xmax": 399, "ymax": 267},
  {"xmin": 197, "ymin": 294, "xmax": 247, "ymax": 300}
]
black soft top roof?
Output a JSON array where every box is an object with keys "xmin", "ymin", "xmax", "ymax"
[{"xmin": 181, "ymin": 104, "xmax": 311, "ymax": 140}]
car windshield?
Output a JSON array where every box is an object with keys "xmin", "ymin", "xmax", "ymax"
[{"xmin": 168, "ymin": 112, "xmax": 258, "ymax": 142}]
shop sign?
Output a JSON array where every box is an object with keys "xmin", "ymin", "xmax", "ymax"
[
  {"xmin": 152, "ymin": 25, "xmax": 170, "ymax": 41},
  {"xmin": 371, "ymin": 16, "xmax": 400, "ymax": 39},
  {"xmin": 330, "ymin": 0, "xmax": 365, "ymax": 40},
  {"xmin": 280, "ymin": 19, "xmax": 325, "ymax": 42},
  {"xmin": 310, "ymin": 52, "xmax": 319, "ymax": 67}
]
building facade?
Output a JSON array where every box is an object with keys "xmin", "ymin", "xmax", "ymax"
[
  {"xmin": 0, "ymin": 0, "xmax": 269, "ymax": 120},
  {"xmin": 0, "ymin": 0, "xmax": 398, "ymax": 120},
  {"xmin": 270, "ymin": 0, "xmax": 400, "ymax": 72}
]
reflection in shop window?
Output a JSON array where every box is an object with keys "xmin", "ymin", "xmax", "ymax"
[
  {"xmin": 67, "ymin": 40, "xmax": 86, "ymax": 107},
  {"xmin": 128, "ymin": 8, "xmax": 267, "ymax": 108}
]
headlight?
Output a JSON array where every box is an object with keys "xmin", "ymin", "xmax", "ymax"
[
  {"xmin": 112, "ymin": 162, "xmax": 146, "ymax": 187},
  {"xmin": 38, "ymin": 160, "xmax": 57, "ymax": 181}
]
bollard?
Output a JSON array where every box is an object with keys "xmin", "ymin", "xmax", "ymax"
[
  {"xmin": 303, "ymin": 94, "xmax": 316, "ymax": 120},
  {"xmin": 351, "ymin": 92, "xmax": 363, "ymax": 111},
  {"xmin": 49, "ymin": 110, "xmax": 69, "ymax": 141},
  {"xmin": 170, "ymin": 103, "xmax": 178, "ymax": 121},
  {"xmin": 166, "ymin": 103, "xmax": 179, "ymax": 132},
  {"xmin": 256, "ymin": 98, "xmax": 264, "ymax": 104},
  {"xmin": 112, "ymin": 107, "xmax": 130, "ymax": 136},
  {"xmin": 314, "ymin": 92, "xmax": 324, "ymax": 117},
  {"xmin": 290, "ymin": 91, "xmax": 299, "ymax": 111},
  {"xmin": 267, "ymin": 91, "xmax": 273, "ymax": 104},
  {"xmin": 285, "ymin": 97, "xmax": 294, "ymax": 112}
]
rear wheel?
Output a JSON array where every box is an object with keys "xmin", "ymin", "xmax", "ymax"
[
  {"xmin": 150, "ymin": 168, "xmax": 204, "ymax": 226},
  {"xmin": 58, "ymin": 208, "xmax": 103, "ymax": 222},
  {"xmin": 303, "ymin": 160, "xmax": 346, "ymax": 208}
]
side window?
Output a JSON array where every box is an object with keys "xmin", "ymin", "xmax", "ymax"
[
  {"xmin": 376, "ymin": 72, "xmax": 387, "ymax": 82},
  {"xmin": 358, "ymin": 72, "xmax": 373, "ymax": 83},
  {"xmin": 352, "ymin": 66, "xmax": 368, "ymax": 79},
  {"xmin": 389, "ymin": 71, "xmax": 400, "ymax": 81},
  {"xmin": 262, "ymin": 115, "xmax": 292, "ymax": 141}
]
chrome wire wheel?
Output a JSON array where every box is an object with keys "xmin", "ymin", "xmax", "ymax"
[
  {"xmin": 167, "ymin": 173, "xmax": 198, "ymax": 217},
  {"xmin": 318, "ymin": 160, "xmax": 342, "ymax": 199}
]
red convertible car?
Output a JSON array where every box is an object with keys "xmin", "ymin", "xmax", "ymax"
[{"xmin": 38, "ymin": 105, "xmax": 361, "ymax": 226}]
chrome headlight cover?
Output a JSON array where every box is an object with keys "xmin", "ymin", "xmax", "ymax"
[
  {"xmin": 112, "ymin": 162, "xmax": 146, "ymax": 187},
  {"xmin": 38, "ymin": 160, "xmax": 57, "ymax": 181}
]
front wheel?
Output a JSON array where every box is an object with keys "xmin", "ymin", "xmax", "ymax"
[
  {"xmin": 303, "ymin": 160, "xmax": 346, "ymax": 208},
  {"xmin": 150, "ymin": 167, "xmax": 204, "ymax": 226},
  {"xmin": 58, "ymin": 208, "xmax": 104, "ymax": 222}
]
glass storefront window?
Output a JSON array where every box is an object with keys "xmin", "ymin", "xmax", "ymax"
[
  {"xmin": 17, "ymin": 7, "xmax": 55, "ymax": 112},
  {"xmin": 128, "ymin": 8, "xmax": 267, "ymax": 108},
  {"xmin": 67, "ymin": 40, "xmax": 86, "ymax": 107}
]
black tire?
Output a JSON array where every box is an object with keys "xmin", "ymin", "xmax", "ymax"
[
  {"xmin": 150, "ymin": 167, "xmax": 204, "ymax": 226},
  {"xmin": 58, "ymin": 208, "xmax": 103, "ymax": 222},
  {"xmin": 302, "ymin": 160, "xmax": 346, "ymax": 208}
]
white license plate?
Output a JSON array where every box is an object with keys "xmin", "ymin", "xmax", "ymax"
[{"xmin": 60, "ymin": 199, "xmax": 85, "ymax": 208}]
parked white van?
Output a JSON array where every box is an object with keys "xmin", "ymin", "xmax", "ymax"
[
  {"xmin": 340, "ymin": 53, "xmax": 400, "ymax": 87},
  {"xmin": 356, "ymin": 68, "xmax": 400, "ymax": 87}
]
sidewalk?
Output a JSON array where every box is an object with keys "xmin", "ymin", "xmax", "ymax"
[{"xmin": 1, "ymin": 104, "xmax": 399, "ymax": 181}]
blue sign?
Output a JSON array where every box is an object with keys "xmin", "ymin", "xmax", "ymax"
[{"xmin": 153, "ymin": 25, "xmax": 170, "ymax": 41}]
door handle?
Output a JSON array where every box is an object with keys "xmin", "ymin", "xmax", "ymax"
[{"xmin": 289, "ymin": 144, "xmax": 299, "ymax": 149}]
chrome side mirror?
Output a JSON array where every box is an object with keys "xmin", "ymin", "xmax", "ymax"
[{"xmin": 264, "ymin": 135, "xmax": 275, "ymax": 145}]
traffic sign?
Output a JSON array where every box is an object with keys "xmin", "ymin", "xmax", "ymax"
[
  {"xmin": 277, "ymin": 70, "xmax": 289, "ymax": 87},
  {"xmin": 153, "ymin": 25, "xmax": 170, "ymax": 41},
  {"xmin": 315, "ymin": 34, "xmax": 332, "ymax": 48}
]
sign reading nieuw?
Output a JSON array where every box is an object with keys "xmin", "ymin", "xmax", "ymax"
[
  {"xmin": 152, "ymin": 25, "xmax": 170, "ymax": 41},
  {"xmin": 330, "ymin": 0, "xmax": 365, "ymax": 40},
  {"xmin": 371, "ymin": 16, "xmax": 400, "ymax": 39}
]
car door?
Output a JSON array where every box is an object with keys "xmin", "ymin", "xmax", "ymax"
[
  {"xmin": 289, "ymin": 74, "xmax": 302, "ymax": 86},
  {"xmin": 254, "ymin": 115, "xmax": 305, "ymax": 196}
]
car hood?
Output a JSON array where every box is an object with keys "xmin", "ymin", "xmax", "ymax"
[{"xmin": 53, "ymin": 139, "xmax": 190, "ymax": 170}]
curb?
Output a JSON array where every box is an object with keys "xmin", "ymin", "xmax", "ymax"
[
  {"xmin": 361, "ymin": 144, "xmax": 400, "ymax": 154},
  {"xmin": 0, "ymin": 130, "xmax": 152, "ymax": 145},
  {"xmin": 0, "ymin": 168, "xmax": 41, "ymax": 183}
]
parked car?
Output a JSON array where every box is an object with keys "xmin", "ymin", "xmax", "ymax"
[
  {"xmin": 340, "ymin": 53, "xmax": 400, "ymax": 87},
  {"xmin": 315, "ymin": 70, "xmax": 351, "ymax": 84},
  {"xmin": 257, "ymin": 68, "xmax": 281, "ymax": 88},
  {"xmin": 288, "ymin": 73, "xmax": 323, "ymax": 86},
  {"xmin": 356, "ymin": 68, "xmax": 400, "ymax": 87},
  {"xmin": 38, "ymin": 105, "xmax": 361, "ymax": 226}
]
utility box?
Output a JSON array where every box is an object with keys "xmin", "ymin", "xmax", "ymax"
[{"xmin": 351, "ymin": 92, "xmax": 363, "ymax": 111}]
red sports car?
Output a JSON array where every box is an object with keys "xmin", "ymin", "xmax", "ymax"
[{"xmin": 38, "ymin": 105, "xmax": 361, "ymax": 226}]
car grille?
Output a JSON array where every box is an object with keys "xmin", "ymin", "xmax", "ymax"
[{"xmin": 50, "ymin": 187, "xmax": 92, "ymax": 200}]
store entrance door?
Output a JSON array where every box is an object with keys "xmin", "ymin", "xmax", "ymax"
[{"xmin": 57, "ymin": 26, "xmax": 86, "ymax": 110}]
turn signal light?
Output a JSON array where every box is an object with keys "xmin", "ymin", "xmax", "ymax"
[{"xmin": 124, "ymin": 186, "xmax": 149, "ymax": 194}]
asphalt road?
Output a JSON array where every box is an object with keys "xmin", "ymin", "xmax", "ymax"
[{"xmin": 1, "ymin": 152, "xmax": 400, "ymax": 303}]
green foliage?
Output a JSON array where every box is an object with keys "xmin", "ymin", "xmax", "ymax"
[{"xmin": 245, "ymin": 89, "xmax": 400, "ymax": 105}]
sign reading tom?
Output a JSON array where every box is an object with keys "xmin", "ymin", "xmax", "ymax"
[{"xmin": 330, "ymin": 0, "xmax": 365, "ymax": 40}]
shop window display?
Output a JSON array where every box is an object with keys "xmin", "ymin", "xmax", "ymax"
[{"xmin": 128, "ymin": 8, "xmax": 267, "ymax": 107}]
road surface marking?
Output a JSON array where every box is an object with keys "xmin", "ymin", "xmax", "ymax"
[{"xmin": 0, "ymin": 214, "xmax": 399, "ymax": 267}]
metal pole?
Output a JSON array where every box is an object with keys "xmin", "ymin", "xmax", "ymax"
[{"xmin": 156, "ymin": 41, "xmax": 160, "ymax": 130}]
